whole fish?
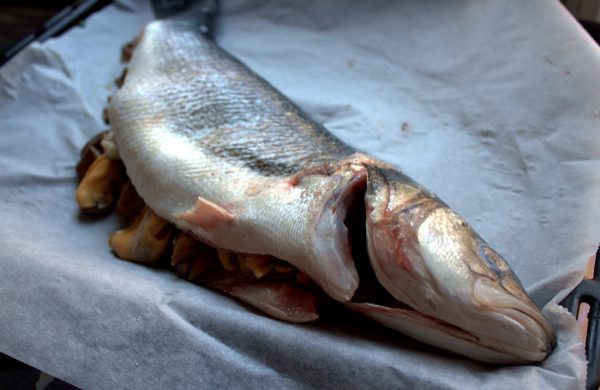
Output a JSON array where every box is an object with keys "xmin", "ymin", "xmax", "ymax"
[{"xmin": 105, "ymin": 19, "xmax": 555, "ymax": 364}]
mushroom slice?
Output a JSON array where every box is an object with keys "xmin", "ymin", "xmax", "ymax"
[
  {"xmin": 109, "ymin": 206, "xmax": 172, "ymax": 263},
  {"xmin": 76, "ymin": 154, "xmax": 127, "ymax": 214},
  {"xmin": 172, "ymin": 232, "xmax": 217, "ymax": 281}
]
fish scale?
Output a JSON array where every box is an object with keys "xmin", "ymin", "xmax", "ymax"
[{"xmin": 126, "ymin": 20, "xmax": 353, "ymax": 176}]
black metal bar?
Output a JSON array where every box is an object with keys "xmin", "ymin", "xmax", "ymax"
[
  {"xmin": 1, "ymin": 0, "xmax": 112, "ymax": 67},
  {"xmin": 197, "ymin": 0, "xmax": 218, "ymax": 39},
  {"xmin": 151, "ymin": 0, "xmax": 219, "ymax": 38},
  {"xmin": 560, "ymin": 245, "xmax": 600, "ymax": 390}
]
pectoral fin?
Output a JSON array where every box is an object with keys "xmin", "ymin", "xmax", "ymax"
[
  {"xmin": 180, "ymin": 196, "xmax": 235, "ymax": 230},
  {"xmin": 202, "ymin": 271, "xmax": 319, "ymax": 323}
]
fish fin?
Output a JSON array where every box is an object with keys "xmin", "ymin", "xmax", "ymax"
[
  {"xmin": 180, "ymin": 196, "xmax": 234, "ymax": 230},
  {"xmin": 202, "ymin": 271, "xmax": 319, "ymax": 323}
]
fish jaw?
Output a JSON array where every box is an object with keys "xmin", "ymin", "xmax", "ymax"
[
  {"xmin": 362, "ymin": 165, "xmax": 556, "ymax": 363},
  {"xmin": 345, "ymin": 302, "xmax": 540, "ymax": 364}
]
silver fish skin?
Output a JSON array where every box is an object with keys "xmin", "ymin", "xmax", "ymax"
[{"xmin": 108, "ymin": 19, "xmax": 555, "ymax": 364}]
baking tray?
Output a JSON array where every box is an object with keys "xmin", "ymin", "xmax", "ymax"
[{"xmin": 1, "ymin": 1, "xmax": 598, "ymax": 388}]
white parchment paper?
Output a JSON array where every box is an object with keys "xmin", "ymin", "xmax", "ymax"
[{"xmin": 1, "ymin": 0, "xmax": 598, "ymax": 388}]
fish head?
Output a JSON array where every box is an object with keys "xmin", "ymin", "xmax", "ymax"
[{"xmin": 362, "ymin": 165, "xmax": 556, "ymax": 363}]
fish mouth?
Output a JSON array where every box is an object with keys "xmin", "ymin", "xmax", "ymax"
[
  {"xmin": 344, "ymin": 300, "xmax": 554, "ymax": 364},
  {"xmin": 328, "ymin": 166, "xmax": 556, "ymax": 364}
]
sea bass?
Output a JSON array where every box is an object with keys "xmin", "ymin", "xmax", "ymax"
[{"xmin": 102, "ymin": 19, "xmax": 555, "ymax": 364}]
